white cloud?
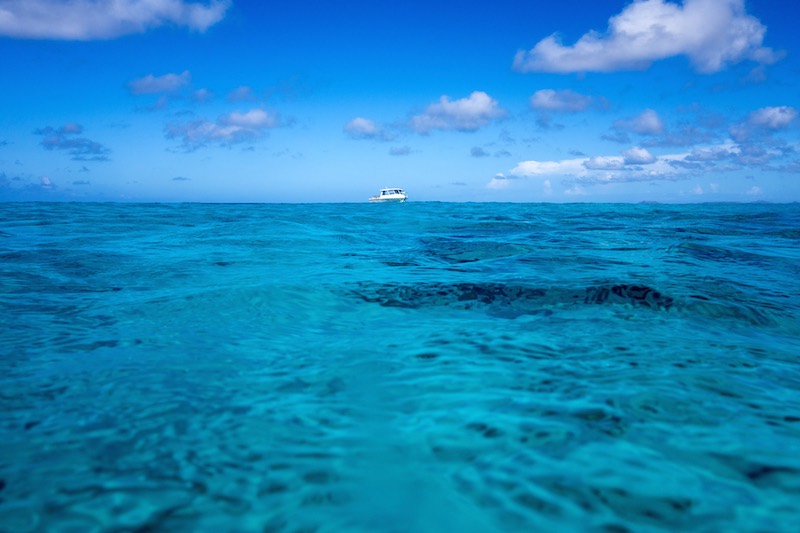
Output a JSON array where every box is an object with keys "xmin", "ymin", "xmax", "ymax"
[
  {"xmin": 225, "ymin": 109, "xmax": 277, "ymax": 129},
  {"xmin": 228, "ymin": 86, "xmax": 257, "ymax": 102},
  {"xmin": 729, "ymin": 106, "xmax": 798, "ymax": 142},
  {"xmin": 584, "ymin": 156, "xmax": 625, "ymax": 170},
  {"xmin": 747, "ymin": 185, "xmax": 763, "ymax": 196},
  {"xmin": 344, "ymin": 117, "xmax": 395, "ymax": 141},
  {"xmin": 622, "ymin": 146, "xmax": 656, "ymax": 164},
  {"xmin": 345, "ymin": 117, "xmax": 378, "ymax": 137},
  {"xmin": 530, "ymin": 89, "xmax": 593, "ymax": 112},
  {"xmin": 501, "ymin": 136, "xmax": 799, "ymax": 193},
  {"xmin": 194, "ymin": 88, "xmax": 213, "ymax": 102},
  {"xmin": 504, "ymin": 148, "xmax": 698, "ymax": 190},
  {"xmin": 564, "ymin": 185, "xmax": 588, "ymax": 196},
  {"xmin": 165, "ymin": 108, "xmax": 281, "ymax": 150},
  {"xmin": 486, "ymin": 173, "xmax": 511, "ymax": 189},
  {"xmin": 0, "ymin": 0, "xmax": 230, "ymax": 40},
  {"xmin": 513, "ymin": 0, "xmax": 778, "ymax": 74},
  {"xmin": 727, "ymin": 125, "xmax": 748, "ymax": 144},
  {"xmin": 411, "ymin": 91, "xmax": 505, "ymax": 134},
  {"xmin": 747, "ymin": 106, "xmax": 797, "ymax": 130},
  {"xmin": 510, "ymin": 158, "xmax": 586, "ymax": 177},
  {"xmin": 685, "ymin": 146, "xmax": 733, "ymax": 161},
  {"xmin": 616, "ymin": 109, "xmax": 664, "ymax": 135},
  {"xmin": 129, "ymin": 71, "xmax": 190, "ymax": 95}
]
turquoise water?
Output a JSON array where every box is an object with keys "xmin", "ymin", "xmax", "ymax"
[{"xmin": 1, "ymin": 202, "xmax": 799, "ymax": 532}]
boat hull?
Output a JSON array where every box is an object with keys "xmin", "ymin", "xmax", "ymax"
[{"xmin": 369, "ymin": 196, "xmax": 407, "ymax": 203}]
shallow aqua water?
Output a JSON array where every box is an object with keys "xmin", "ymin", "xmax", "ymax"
[{"xmin": 1, "ymin": 202, "xmax": 799, "ymax": 532}]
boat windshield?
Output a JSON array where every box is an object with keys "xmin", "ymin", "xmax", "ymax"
[{"xmin": 378, "ymin": 189, "xmax": 405, "ymax": 196}]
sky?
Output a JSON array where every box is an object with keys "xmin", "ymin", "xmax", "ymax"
[{"xmin": 0, "ymin": 0, "xmax": 799, "ymax": 203}]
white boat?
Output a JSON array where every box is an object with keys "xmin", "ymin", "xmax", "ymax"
[{"xmin": 369, "ymin": 187, "xmax": 408, "ymax": 203}]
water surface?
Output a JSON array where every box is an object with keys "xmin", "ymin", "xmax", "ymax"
[{"xmin": 1, "ymin": 202, "xmax": 799, "ymax": 532}]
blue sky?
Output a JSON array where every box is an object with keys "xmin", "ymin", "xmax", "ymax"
[{"xmin": 1, "ymin": 0, "xmax": 799, "ymax": 203}]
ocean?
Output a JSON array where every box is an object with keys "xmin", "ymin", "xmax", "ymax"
[{"xmin": 1, "ymin": 201, "xmax": 799, "ymax": 532}]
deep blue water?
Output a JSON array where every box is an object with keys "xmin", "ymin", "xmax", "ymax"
[{"xmin": 1, "ymin": 201, "xmax": 799, "ymax": 532}]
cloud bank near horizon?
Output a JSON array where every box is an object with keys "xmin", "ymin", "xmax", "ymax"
[{"xmin": 500, "ymin": 104, "xmax": 798, "ymax": 193}]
